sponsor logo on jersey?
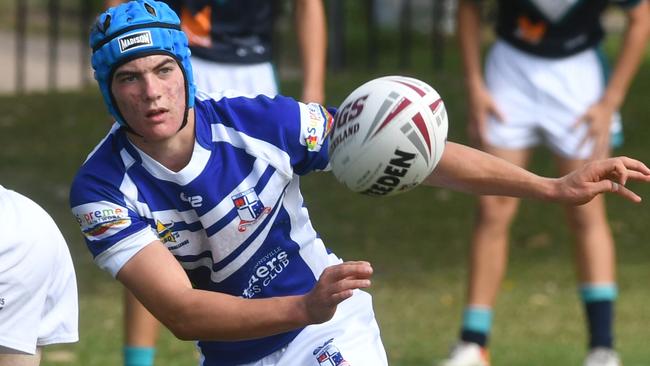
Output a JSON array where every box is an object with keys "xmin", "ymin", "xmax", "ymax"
[
  {"xmin": 118, "ymin": 31, "xmax": 153, "ymax": 53},
  {"xmin": 155, "ymin": 220, "xmax": 177, "ymax": 244},
  {"xmin": 231, "ymin": 188, "xmax": 271, "ymax": 232},
  {"xmin": 305, "ymin": 103, "xmax": 334, "ymax": 152},
  {"xmin": 313, "ymin": 338, "xmax": 350, "ymax": 366},
  {"xmin": 242, "ymin": 247, "xmax": 290, "ymax": 298},
  {"xmin": 73, "ymin": 202, "xmax": 131, "ymax": 240},
  {"xmin": 82, "ymin": 219, "xmax": 130, "ymax": 238},
  {"xmin": 180, "ymin": 192, "xmax": 203, "ymax": 207},
  {"xmin": 155, "ymin": 220, "xmax": 189, "ymax": 250}
]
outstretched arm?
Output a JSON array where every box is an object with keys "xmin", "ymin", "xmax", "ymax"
[
  {"xmin": 424, "ymin": 142, "xmax": 650, "ymax": 204},
  {"xmin": 117, "ymin": 241, "xmax": 372, "ymax": 341}
]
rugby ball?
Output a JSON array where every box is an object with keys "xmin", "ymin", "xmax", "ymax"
[{"xmin": 328, "ymin": 75, "xmax": 448, "ymax": 196}]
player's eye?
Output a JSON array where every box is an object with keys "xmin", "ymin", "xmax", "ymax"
[{"xmin": 117, "ymin": 74, "xmax": 137, "ymax": 83}]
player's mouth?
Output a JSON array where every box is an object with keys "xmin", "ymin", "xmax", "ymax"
[{"xmin": 145, "ymin": 108, "xmax": 168, "ymax": 121}]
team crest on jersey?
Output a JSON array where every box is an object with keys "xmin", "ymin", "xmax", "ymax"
[
  {"xmin": 232, "ymin": 188, "xmax": 271, "ymax": 232},
  {"xmin": 305, "ymin": 103, "xmax": 334, "ymax": 152},
  {"xmin": 313, "ymin": 338, "xmax": 350, "ymax": 366}
]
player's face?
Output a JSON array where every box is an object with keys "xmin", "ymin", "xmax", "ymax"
[{"xmin": 111, "ymin": 55, "xmax": 186, "ymax": 141}]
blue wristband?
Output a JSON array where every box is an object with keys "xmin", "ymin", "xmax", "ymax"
[{"xmin": 124, "ymin": 346, "xmax": 155, "ymax": 366}]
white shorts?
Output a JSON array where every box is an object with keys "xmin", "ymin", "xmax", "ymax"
[
  {"xmin": 235, "ymin": 290, "xmax": 387, "ymax": 366},
  {"xmin": 190, "ymin": 56, "xmax": 279, "ymax": 97},
  {"xmin": 484, "ymin": 40, "xmax": 622, "ymax": 159},
  {"xmin": 0, "ymin": 186, "xmax": 78, "ymax": 354}
]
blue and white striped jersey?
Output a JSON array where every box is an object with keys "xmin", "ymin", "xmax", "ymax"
[{"xmin": 69, "ymin": 90, "xmax": 335, "ymax": 365}]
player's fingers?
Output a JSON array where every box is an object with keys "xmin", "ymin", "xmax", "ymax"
[
  {"xmin": 590, "ymin": 158, "xmax": 627, "ymax": 185},
  {"xmin": 340, "ymin": 278, "xmax": 372, "ymax": 291},
  {"xmin": 572, "ymin": 113, "xmax": 589, "ymax": 130},
  {"xmin": 624, "ymin": 170, "xmax": 650, "ymax": 183},
  {"xmin": 322, "ymin": 262, "xmax": 373, "ymax": 282},
  {"xmin": 341, "ymin": 260, "xmax": 371, "ymax": 266},
  {"xmin": 330, "ymin": 289, "xmax": 354, "ymax": 304},
  {"xmin": 617, "ymin": 156, "xmax": 650, "ymax": 176},
  {"xmin": 588, "ymin": 180, "xmax": 639, "ymax": 203},
  {"xmin": 611, "ymin": 159, "xmax": 630, "ymax": 184},
  {"xmin": 489, "ymin": 103, "xmax": 506, "ymax": 123},
  {"xmin": 604, "ymin": 157, "xmax": 650, "ymax": 185},
  {"xmin": 611, "ymin": 182, "xmax": 642, "ymax": 203},
  {"xmin": 326, "ymin": 278, "xmax": 371, "ymax": 304}
]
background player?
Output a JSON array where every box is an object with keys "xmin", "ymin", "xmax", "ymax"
[
  {"xmin": 442, "ymin": 1, "xmax": 650, "ymax": 366},
  {"xmin": 0, "ymin": 185, "xmax": 78, "ymax": 366},
  {"xmin": 106, "ymin": 0, "xmax": 327, "ymax": 102},
  {"xmin": 72, "ymin": 1, "xmax": 650, "ymax": 365}
]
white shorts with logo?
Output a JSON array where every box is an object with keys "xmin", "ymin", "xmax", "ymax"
[
  {"xmin": 232, "ymin": 290, "xmax": 387, "ymax": 366},
  {"xmin": 0, "ymin": 186, "xmax": 78, "ymax": 354},
  {"xmin": 191, "ymin": 56, "xmax": 279, "ymax": 98},
  {"xmin": 484, "ymin": 40, "xmax": 622, "ymax": 159}
]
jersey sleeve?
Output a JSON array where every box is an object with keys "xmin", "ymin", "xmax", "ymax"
[
  {"xmin": 293, "ymin": 101, "xmax": 334, "ymax": 175},
  {"xmin": 69, "ymin": 165, "xmax": 158, "ymax": 278},
  {"xmin": 211, "ymin": 94, "xmax": 334, "ymax": 176}
]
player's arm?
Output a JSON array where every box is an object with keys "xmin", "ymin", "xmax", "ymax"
[
  {"xmin": 424, "ymin": 142, "xmax": 650, "ymax": 204},
  {"xmin": 600, "ymin": 1, "xmax": 650, "ymax": 116},
  {"xmin": 458, "ymin": 0, "xmax": 484, "ymax": 100},
  {"xmin": 577, "ymin": 1, "xmax": 650, "ymax": 158},
  {"xmin": 116, "ymin": 241, "xmax": 372, "ymax": 341},
  {"xmin": 294, "ymin": 0, "xmax": 327, "ymax": 104},
  {"xmin": 457, "ymin": 0, "xmax": 503, "ymax": 145}
]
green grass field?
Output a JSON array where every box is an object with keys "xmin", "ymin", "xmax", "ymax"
[{"xmin": 1, "ymin": 37, "xmax": 650, "ymax": 365}]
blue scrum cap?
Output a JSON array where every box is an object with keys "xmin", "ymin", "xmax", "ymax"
[{"xmin": 90, "ymin": 0, "xmax": 195, "ymax": 127}]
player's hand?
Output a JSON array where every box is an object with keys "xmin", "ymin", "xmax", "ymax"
[
  {"xmin": 301, "ymin": 261, "xmax": 373, "ymax": 324},
  {"xmin": 573, "ymin": 100, "xmax": 616, "ymax": 160},
  {"xmin": 466, "ymin": 84, "xmax": 505, "ymax": 147},
  {"xmin": 555, "ymin": 156, "xmax": 650, "ymax": 204}
]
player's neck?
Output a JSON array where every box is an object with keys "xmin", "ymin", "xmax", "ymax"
[{"xmin": 128, "ymin": 111, "xmax": 196, "ymax": 172}]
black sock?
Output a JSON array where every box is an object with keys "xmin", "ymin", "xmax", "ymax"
[
  {"xmin": 585, "ymin": 300, "xmax": 614, "ymax": 349},
  {"xmin": 460, "ymin": 329, "xmax": 488, "ymax": 347}
]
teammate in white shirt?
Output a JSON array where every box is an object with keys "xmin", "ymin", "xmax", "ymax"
[
  {"xmin": 70, "ymin": 1, "xmax": 650, "ymax": 365},
  {"xmin": 0, "ymin": 186, "xmax": 78, "ymax": 366}
]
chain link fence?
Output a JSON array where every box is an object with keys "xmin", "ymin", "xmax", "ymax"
[{"xmin": 2, "ymin": 0, "xmax": 458, "ymax": 95}]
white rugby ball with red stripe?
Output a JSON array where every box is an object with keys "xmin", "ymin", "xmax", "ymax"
[{"xmin": 328, "ymin": 75, "xmax": 448, "ymax": 196}]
